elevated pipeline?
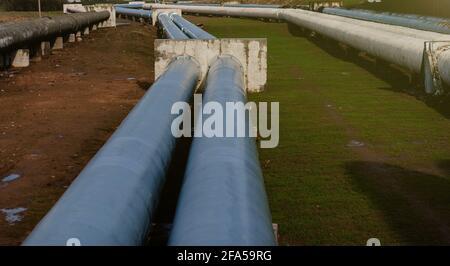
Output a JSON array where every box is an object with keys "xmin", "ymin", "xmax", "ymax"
[
  {"xmin": 322, "ymin": 8, "xmax": 450, "ymax": 35},
  {"xmin": 157, "ymin": 13, "xmax": 190, "ymax": 40},
  {"xmin": 145, "ymin": 4, "xmax": 450, "ymax": 95},
  {"xmin": 0, "ymin": 11, "xmax": 110, "ymax": 53}
]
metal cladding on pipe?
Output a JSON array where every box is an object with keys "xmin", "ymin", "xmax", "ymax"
[
  {"xmin": 170, "ymin": 13, "xmax": 216, "ymax": 39},
  {"xmin": 23, "ymin": 56, "xmax": 201, "ymax": 246},
  {"xmin": 169, "ymin": 56, "xmax": 276, "ymax": 246},
  {"xmin": 115, "ymin": 7, "xmax": 152, "ymax": 20},
  {"xmin": 323, "ymin": 8, "xmax": 450, "ymax": 35},
  {"xmin": 158, "ymin": 13, "xmax": 189, "ymax": 40},
  {"xmin": 0, "ymin": 11, "xmax": 110, "ymax": 53}
]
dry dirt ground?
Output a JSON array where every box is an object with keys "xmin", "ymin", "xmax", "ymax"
[{"xmin": 0, "ymin": 21, "xmax": 156, "ymax": 245}]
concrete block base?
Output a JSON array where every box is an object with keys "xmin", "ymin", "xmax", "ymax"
[
  {"xmin": 83, "ymin": 27, "xmax": 90, "ymax": 35},
  {"xmin": 76, "ymin": 31, "xmax": 83, "ymax": 42},
  {"xmin": 11, "ymin": 49, "xmax": 30, "ymax": 68},
  {"xmin": 92, "ymin": 24, "xmax": 98, "ymax": 31},
  {"xmin": 41, "ymin": 41, "xmax": 51, "ymax": 57},
  {"xmin": 52, "ymin": 37, "xmax": 64, "ymax": 50},
  {"xmin": 68, "ymin": 33, "xmax": 76, "ymax": 43},
  {"xmin": 152, "ymin": 9, "xmax": 182, "ymax": 26},
  {"xmin": 155, "ymin": 38, "xmax": 267, "ymax": 92}
]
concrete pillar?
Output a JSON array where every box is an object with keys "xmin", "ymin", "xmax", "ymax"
[
  {"xmin": 68, "ymin": 33, "xmax": 76, "ymax": 43},
  {"xmin": 11, "ymin": 49, "xmax": 30, "ymax": 68},
  {"xmin": 41, "ymin": 41, "xmax": 51, "ymax": 57},
  {"xmin": 83, "ymin": 27, "xmax": 89, "ymax": 35},
  {"xmin": 52, "ymin": 37, "xmax": 64, "ymax": 50},
  {"xmin": 76, "ymin": 31, "xmax": 82, "ymax": 42}
]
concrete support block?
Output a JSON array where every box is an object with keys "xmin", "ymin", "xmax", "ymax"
[
  {"xmin": 152, "ymin": 9, "xmax": 182, "ymax": 26},
  {"xmin": 68, "ymin": 33, "xmax": 76, "ymax": 43},
  {"xmin": 76, "ymin": 31, "xmax": 83, "ymax": 42},
  {"xmin": 92, "ymin": 24, "xmax": 98, "ymax": 31},
  {"xmin": 11, "ymin": 49, "xmax": 30, "ymax": 68},
  {"xmin": 155, "ymin": 38, "xmax": 268, "ymax": 92},
  {"xmin": 83, "ymin": 27, "xmax": 90, "ymax": 35},
  {"xmin": 52, "ymin": 37, "xmax": 64, "ymax": 50},
  {"xmin": 41, "ymin": 41, "xmax": 51, "ymax": 57},
  {"xmin": 139, "ymin": 18, "xmax": 144, "ymax": 24}
]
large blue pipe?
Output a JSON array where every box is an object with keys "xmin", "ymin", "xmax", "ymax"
[
  {"xmin": 115, "ymin": 6, "xmax": 152, "ymax": 20},
  {"xmin": 23, "ymin": 56, "xmax": 200, "ymax": 246},
  {"xmin": 158, "ymin": 13, "xmax": 189, "ymax": 39},
  {"xmin": 322, "ymin": 8, "xmax": 450, "ymax": 35},
  {"xmin": 170, "ymin": 13, "xmax": 216, "ymax": 39},
  {"xmin": 169, "ymin": 56, "xmax": 276, "ymax": 246}
]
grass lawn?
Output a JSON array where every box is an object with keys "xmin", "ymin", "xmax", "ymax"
[{"xmin": 187, "ymin": 15, "xmax": 450, "ymax": 245}]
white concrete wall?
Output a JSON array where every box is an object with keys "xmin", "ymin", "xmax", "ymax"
[{"xmin": 155, "ymin": 38, "xmax": 267, "ymax": 92}]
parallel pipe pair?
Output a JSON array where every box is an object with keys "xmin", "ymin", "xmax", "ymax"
[
  {"xmin": 157, "ymin": 12, "xmax": 215, "ymax": 40},
  {"xmin": 115, "ymin": 7, "xmax": 152, "ymax": 21}
]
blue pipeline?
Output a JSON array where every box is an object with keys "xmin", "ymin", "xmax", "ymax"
[
  {"xmin": 158, "ymin": 13, "xmax": 190, "ymax": 39},
  {"xmin": 169, "ymin": 56, "xmax": 276, "ymax": 246},
  {"xmin": 170, "ymin": 13, "xmax": 216, "ymax": 40}
]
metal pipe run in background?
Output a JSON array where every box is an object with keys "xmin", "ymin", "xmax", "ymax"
[
  {"xmin": 144, "ymin": 3, "xmax": 282, "ymax": 20},
  {"xmin": 158, "ymin": 13, "xmax": 190, "ymax": 40},
  {"xmin": 0, "ymin": 11, "xmax": 110, "ymax": 53},
  {"xmin": 115, "ymin": 3, "xmax": 144, "ymax": 9},
  {"xmin": 145, "ymin": 4, "xmax": 450, "ymax": 95},
  {"xmin": 23, "ymin": 56, "xmax": 201, "ymax": 246},
  {"xmin": 115, "ymin": 6, "xmax": 152, "ymax": 21},
  {"xmin": 170, "ymin": 13, "xmax": 216, "ymax": 39},
  {"xmin": 169, "ymin": 55, "xmax": 276, "ymax": 246},
  {"xmin": 322, "ymin": 8, "xmax": 450, "ymax": 35}
]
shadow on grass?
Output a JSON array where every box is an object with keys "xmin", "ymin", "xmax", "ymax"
[
  {"xmin": 286, "ymin": 23, "xmax": 450, "ymax": 119},
  {"xmin": 346, "ymin": 160, "xmax": 450, "ymax": 245}
]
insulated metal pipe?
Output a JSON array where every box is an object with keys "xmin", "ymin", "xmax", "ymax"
[
  {"xmin": 0, "ymin": 11, "xmax": 110, "ymax": 53},
  {"xmin": 23, "ymin": 56, "xmax": 201, "ymax": 246},
  {"xmin": 158, "ymin": 13, "xmax": 189, "ymax": 40},
  {"xmin": 169, "ymin": 56, "xmax": 276, "ymax": 246},
  {"xmin": 322, "ymin": 8, "xmax": 450, "ymax": 35},
  {"xmin": 169, "ymin": 13, "xmax": 216, "ymax": 39},
  {"xmin": 115, "ymin": 7, "xmax": 152, "ymax": 20}
]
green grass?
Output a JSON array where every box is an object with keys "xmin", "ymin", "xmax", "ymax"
[{"xmin": 188, "ymin": 15, "xmax": 450, "ymax": 245}]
